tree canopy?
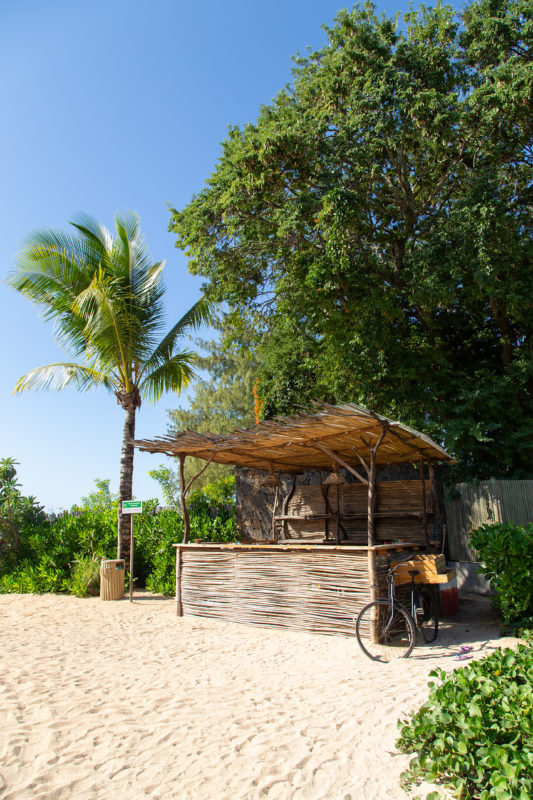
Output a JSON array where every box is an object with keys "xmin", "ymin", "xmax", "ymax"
[{"xmin": 170, "ymin": 0, "xmax": 533, "ymax": 480}]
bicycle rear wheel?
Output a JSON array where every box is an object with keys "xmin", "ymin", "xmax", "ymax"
[
  {"xmin": 355, "ymin": 600, "xmax": 415, "ymax": 662},
  {"xmin": 416, "ymin": 587, "xmax": 439, "ymax": 643}
]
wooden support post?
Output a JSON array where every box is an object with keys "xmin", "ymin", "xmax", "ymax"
[
  {"xmin": 335, "ymin": 484, "xmax": 340, "ymax": 545},
  {"xmin": 367, "ymin": 450, "xmax": 377, "ymax": 547},
  {"xmin": 420, "ymin": 458, "xmax": 429, "ymax": 547},
  {"xmin": 428, "ymin": 463, "xmax": 436, "ymax": 514},
  {"xmin": 175, "ymin": 546, "xmax": 182, "ymax": 617},
  {"xmin": 179, "ymin": 454, "xmax": 191, "ymax": 544},
  {"xmin": 271, "ymin": 485, "xmax": 280, "ymax": 539},
  {"xmin": 281, "ymin": 474, "xmax": 297, "ymax": 540},
  {"xmin": 428, "ymin": 462, "xmax": 438, "ymax": 549},
  {"xmin": 366, "ymin": 421, "xmax": 388, "ymax": 606},
  {"xmin": 319, "ymin": 471, "xmax": 330, "ymax": 542},
  {"xmin": 368, "ymin": 548, "xmax": 379, "ymax": 641}
]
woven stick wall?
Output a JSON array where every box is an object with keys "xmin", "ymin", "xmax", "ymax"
[
  {"xmin": 281, "ymin": 480, "xmax": 432, "ymax": 544},
  {"xmin": 178, "ymin": 546, "xmax": 392, "ymax": 637}
]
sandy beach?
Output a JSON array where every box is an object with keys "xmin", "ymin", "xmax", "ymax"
[{"xmin": 0, "ymin": 592, "xmax": 515, "ymax": 800}]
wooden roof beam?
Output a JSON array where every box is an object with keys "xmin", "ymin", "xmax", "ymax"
[{"xmin": 307, "ymin": 442, "xmax": 369, "ymax": 485}]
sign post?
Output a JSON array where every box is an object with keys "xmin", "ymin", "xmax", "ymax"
[{"xmin": 122, "ymin": 501, "xmax": 143, "ymax": 602}]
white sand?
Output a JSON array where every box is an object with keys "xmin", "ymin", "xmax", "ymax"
[{"xmin": 0, "ymin": 592, "xmax": 516, "ymax": 800}]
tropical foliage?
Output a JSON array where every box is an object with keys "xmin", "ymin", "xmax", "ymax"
[
  {"xmin": 8, "ymin": 212, "xmax": 212, "ymax": 558},
  {"xmin": 397, "ymin": 643, "xmax": 533, "ymax": 799},
  {"xmin": 170, "ymin": 0, "xmax": 533, "ymax": 481},
  {"xmin": 471, "ymin": 522, "xmax": 533, "ymax": 625},
  {"xmin": 0, "ymin": 458, "xmax": 45, "ymax": 572},
  {"xmin": 0, "ymin": 472, "xmax": 237, "ymax": 597}
]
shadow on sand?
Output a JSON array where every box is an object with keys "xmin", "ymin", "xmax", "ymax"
[{"xmin": 412, "ymin": 592, "xmax": 509, "ymax": 662}]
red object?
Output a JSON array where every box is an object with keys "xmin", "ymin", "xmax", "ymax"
[{"xmin": 440, "ymin": 576, "xmax": 459, "ymax": 616}]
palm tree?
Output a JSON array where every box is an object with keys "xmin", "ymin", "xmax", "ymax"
[{"xmin": 8, "ymin": 211, "xmax": 212, "ymax": 559}]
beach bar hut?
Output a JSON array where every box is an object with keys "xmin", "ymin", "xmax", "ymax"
[{"xmin": 134, "ymin": 403, "xmax": 455, "ymax": 635}]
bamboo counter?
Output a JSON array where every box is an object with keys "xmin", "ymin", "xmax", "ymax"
[{"xmin": 173, "ymin": 542, "xmax": 422, "ymax": 637}]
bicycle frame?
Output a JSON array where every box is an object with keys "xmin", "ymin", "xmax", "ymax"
[
  {"xmin": 355, "ymin": 560, "xmax": 439, "ymax": 660},
  {"xmin": 380, "ymin": 567, "xmax": 422, "ymax": 635}
]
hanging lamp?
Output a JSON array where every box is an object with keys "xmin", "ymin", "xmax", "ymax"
[{"xmin": 323, "ymin": 466, "xmax": 347, "ymax": 486}]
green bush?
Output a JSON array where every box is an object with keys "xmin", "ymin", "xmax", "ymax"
[
  {"xmin": 0, "ymin": 474, "xmax": 238, "ymax": 597},
  {"xmin": 69, "ymin": 555, "xmax": 101, "ymax": 597},
  {"xmin": 0, "ymin": 457, "xmax": 46, "ymax": 573},
  {"xmin": 470, "ymin": 522, "xmax": 533, "ymax": 624},
  {"xmin": 134, "ymin": 505, "xmax": 185, "ymax": 589},
  {"xmin": 136, "ymin": 478, "xmax": 238, "ymax": 594},
  {"xmin": 397, "ymin": 644, "xmax": 533, "ymax": 800},
  {"xmin": 0, "ymin": 555, "xmax": 67, "ymax": 594}
]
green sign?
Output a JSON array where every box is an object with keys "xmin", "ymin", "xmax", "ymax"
[{"xmin": 122, "ymin": 500, "xmax": 143, "ymax": 514}]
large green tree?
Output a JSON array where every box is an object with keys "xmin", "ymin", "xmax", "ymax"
[
  {"xmin": 170, "ymin": 0, "xmax": 533, "ymax": 480},
  {"xmin": 8, "ymin": 212, "xmax": 212, "ymax": 558}
]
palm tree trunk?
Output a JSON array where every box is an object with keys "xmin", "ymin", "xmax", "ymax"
[{"xmin": 117, "ymin": 406, "xmax": 136, "ymax": 561}]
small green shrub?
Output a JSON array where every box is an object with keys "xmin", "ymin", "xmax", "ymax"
[
  {"xmin": 69, "ymin": 555, "xmax": 100, "ymax": 597},
  {"xmin": 397, "ymin": 644, "xmax": 533, "ymax": 800},
  {"xmin": 470, "ymin": 522, "xmax": 533, "ymax": 623}
]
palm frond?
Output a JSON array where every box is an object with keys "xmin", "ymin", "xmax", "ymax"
[
  {"xmin": 9, "ymin": 210, "xmax": 207, "ymax": 408},
  {"xmin": 140, "ymin": 352, "xmax": 199, "ymax": 403},
  {"xmin": 69, "ymin": 213, "xmax": 114, "ymax": 254},
  {"xmin": 8, "ymin": 230, "xmax": 103, "ymax": 354},
  {"xmin": 72, "ymin": 281, "xmax": 135, "ymax": 385},
  {"xmin": 14, "ymin": 363, "xmax": 116, "ymax": 394},
  {"xmin": 113, "ymin": 212, "xmax": 154, "ymax": 288},
  {"xmin": 138, "ymin": 296, "xmax": 214, "ymax": 381},
  {"xmin": 10, "ymin": 230, "xmax": 94, "ymax": 300}
]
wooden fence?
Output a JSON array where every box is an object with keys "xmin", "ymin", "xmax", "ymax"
[{"xmin": 444, "ymin": 480, "xmax": 533, "ymax": 562}]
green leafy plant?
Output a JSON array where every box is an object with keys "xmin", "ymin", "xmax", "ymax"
[
  {"xmin": 397, "ymin": 644, "xmax": 533, "ymax": 800},
  {"xmin": 0, "ymin": 457, "xmax": 45, "ymax": 571},
  {"xmin": 0, "ymin": 556, "xmax": 67, "ymax": 594},
  {"xmin": 137, "ymin": 478, "xmax": 238, "ymax": 595},
  {"xmin": 0, "ymin": 471, "xmax": 237, "ymax": 598},
  {"xmin": 470, "ymin": 522, "xmax": 533, "ymax": 623},
  {"xmin": 69, "ymin": 555, "xmax": 100, "ymax": 597}
]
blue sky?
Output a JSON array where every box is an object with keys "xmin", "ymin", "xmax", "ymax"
[{"xmin": 1, "ymin": 0, "xmax": 463, "ymax": 510}]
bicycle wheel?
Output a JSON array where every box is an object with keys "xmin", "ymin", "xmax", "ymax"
[
  {"xmin": 355, "ymin": 600, "xmax": 415, "ymax": 662},
  {"xmin": 416, "ymin": 587, "xmax": 439, "ymax": 643}
]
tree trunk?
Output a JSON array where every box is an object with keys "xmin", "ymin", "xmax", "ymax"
[{"xmin": 117, "ymin": 406, "xmax": 136, "ymax": 561}]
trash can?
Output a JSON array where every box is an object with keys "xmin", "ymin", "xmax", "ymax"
[{"xmin": 100, "ymin": 559, "xmax": 125, "ymax": 600}]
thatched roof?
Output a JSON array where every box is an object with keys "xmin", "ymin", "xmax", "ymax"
[{"xmin": 134, "ymin": 403, "xmax": 455, "ymax": 472}]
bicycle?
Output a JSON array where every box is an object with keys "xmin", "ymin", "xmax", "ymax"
[{"xmin": 355, "ymin": 562, "xmax": 439, "ymax": 662}]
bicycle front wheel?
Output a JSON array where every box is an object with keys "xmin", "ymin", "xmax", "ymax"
[
  {"xmin": 416, "ymin": 587, "xmax": 439, "ymax": 643},
  {"xmin": 355, "ymin": 600, "xmax": 415, "ymax": 662}
]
